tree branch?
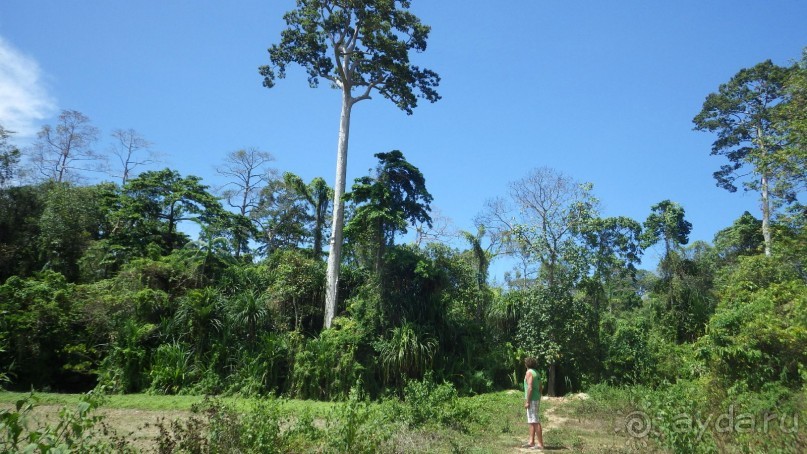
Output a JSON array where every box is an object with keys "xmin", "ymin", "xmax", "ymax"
[{"xmin": 352, "ymin": 77, "xmax": 383, "ymax": 104}]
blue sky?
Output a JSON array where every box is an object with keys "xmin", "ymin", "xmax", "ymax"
[{"xmin": 1, "ymin": 1, "xmax": 805, "ymax": 275}]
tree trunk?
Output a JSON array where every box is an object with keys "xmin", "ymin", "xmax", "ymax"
[
  {"xmin": 761, "ymin": 171, "xmax": 772, "ymax": 256},
  {"xmin": 313, "ymin": 204, "xmax": 323, "ymax": 259},
  {"xmin": 58, "ymin": 151, "xmax": 69, "ymax": 182},
  {"xmin": 324, "ymin": 90, "xmax": 352, "ymax": 328},
  {"xmin": 757, "ymin": 129, "xmax": 772, "ymax": 257},
  {"xmin": 547, "ymin": 363, "xmax": 557, "ymax": 396}
]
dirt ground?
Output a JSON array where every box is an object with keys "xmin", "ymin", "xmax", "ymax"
[{"xmin": 1, "ymin": 403, "xmax": 190, "ymax": 452}]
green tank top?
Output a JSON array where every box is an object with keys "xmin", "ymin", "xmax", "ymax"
[{"xmin": 524, "ymin": 369, "xmax": 542, "ymax": 401}]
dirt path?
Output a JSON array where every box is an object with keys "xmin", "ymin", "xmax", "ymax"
[
  {"xmin": 514, "ymin": 396, "xmax": 574, "ymax": 452},
  {"xmin": 512, "ymin": 393, "xmax": 635, "ymax": 453}
]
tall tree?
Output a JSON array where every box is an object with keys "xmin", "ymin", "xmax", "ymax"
[
  {"xmin": 252, "ymin": 178, "xmax": 311, "ymax": 255},
  {"xmin": 641, "ymin": 200, "xmax": 708, "ymax": 342},
  {"xmin": 31, "ymin": 110, "xmax": 101, "ymax": 183},
  {"xmin": 216, "ymin": 148, "xmax": 276, "ymax": 257},
  {"xmin": 260, "ymin": 0, "xmax": 441, "ymax": 328},
  {"xmin": 481, "ymin": 167, "xmax": 597, "ymax": 289},
  {"xmin": 110, "ymin": 129, "xmax": 157, "ymax": 185},
  {"xmin": 217, "ymin": 148, "xmax": 276, "ymax": 217},
  {"xmin": 641, "ymin": 199, "xmax": 692, "ymax": 258},
  {"xmin": 693, "ymin": 60, "xmax": 794, "ymax": 256},
  {"xmin": 581, "ymin": 216, "xmax": 643, "ymax": 312},
  {"xmin": 480, "ymin": 167, "xmax": 597, "ymax": 395},
  {"xmin": 344, "ymin": 150, "xmax": 432, "ymax": 274},
  {"xmin": 111, "ymin": 169, "xmax": 226, "ymax": 254}
]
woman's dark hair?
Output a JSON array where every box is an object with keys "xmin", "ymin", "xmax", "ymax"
[{"xmin": 524, "ymin": 357, "xmax": 538, "ymax": 369}]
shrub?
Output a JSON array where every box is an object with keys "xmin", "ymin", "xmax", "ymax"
[
  {"xmin": 149, "ymin": 341, "xmax": 193, "ymax": 394},
  {"xmin": 324, "ymin": 387, "xmax": 391, "ymax": 454},
  {"xmin": 289, "ymin": 318, "xmax": 368, "ymax": 400},
  {"xmin": 633, "ymin": 380, "xmax": 717, "ymax": 453},
  {"xmin": 152, "ymin": 396, "xmax": 322, "ymax": 453},
  {"xmin": 400, "ymin": 373, "xmax": 475, "ymax": 431},
  {"xmin": 375, "ymin": 321, "xmax": 437, "ymax": 389},
  {"xmin": 699, "ymin": 278, "xmax": 807, "ymax": 391}
]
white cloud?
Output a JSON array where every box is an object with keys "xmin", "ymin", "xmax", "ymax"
[{"xmin": 0, "ymin": 36, "xmax": 56, "ymax": 137}]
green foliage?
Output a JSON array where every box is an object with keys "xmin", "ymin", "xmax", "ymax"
[
  {"xmin": 282, "ymin": 172, "xmax": 332, "ymax": 258},
  {"xmin": 77, "ymin": 239, "xmax": 131, "ymax": 282},
  {"xmin": 709, "ymin": 383, "xmax": 806, "ymax": 453},
  {"xmin": 580, "ymin": 216, "xmax": 643, "ymax": 314},
  {"xmin": 228, "ymin": 289, "xmax": 271, "ymax": 348},
  {"xmin": 260, "ymin": 0, "xmax": 441, "ymax": 114},
  {"xmin": 174, "ymin": 287, "xmax": 224, "ymax": 359},
  {"xmin": 110, "ymin": 169, "xmax": 226, "ymax": 254},
  {"xmin": 0, "ymin": 271, "xmax": 93, "ymax": 390},
  {"xmin": 713, "ymin": 211, "xmax": 764, "ymax": 264},
  {"xmin": 345, "ymin": 150, "xmax": 432, "ymax": 277},
  {"xmin": 375, "ymin": 321, "xmax": 437, "ymax": 388},
  {"xmin": 398, "ymin": 373, "xmax": 475, "ymax": 431},
  {"xmin": 625, "ymin": 380, "xmax": 806, "ymax": 453},
  {"xmin": 151, "ymin": 396, "xmax": 320, "ymax": 453},
  {"xmin": 252, "ymin": 177, "xmax": 311, "ymax": 255},
  {"xmin": 515, "ymin": 286, "xmax": 597, "ymax": 392},
  {"xmin": 39, "ymin": 183, "xmax": 107, "ymax": 281},
  {"xmin": 635, "ymin": 380, "xmax": 717, "ymax": 453},
  {"xmin": 600, "ymin": 316, "xmax": 653, "ymax": 385},
  {"xmin": 324, "ymin": 386, "xmax": 391, "ymax": 453},
  {"xmin": 650, "ymin": 247, "xmax": 717, "ymax": 343},
  {"xmin": 373, "ymin": 244, "xmax": 449, "ymax": 329},
  {"xmin": 224, "ymin": 333, "xmax": 291, "ymax": 396},
  {"xmin": 98, "ymin": 320, "xmax": 155, "ymax": 393},
  {"xmin": 698, "ymin": 255, "xmax": 807, "ymax": 391},
  {"xmin": 149, "ymin": 342, "xmax": 193, "ymax": 395},
  {"xmin": 266, "ymin": 249, "xmax": 325, "ymax": 332},
  {"xmin": 0, "ymin": 184, "xmax": 47, "ymax": 281},
  {"xmin": 642, "ymin": 199, "xmax": 692, "ymax": 255},
  {"xmin": 289, "ymin": 318, "xmax": 368, "ymax": 400}
]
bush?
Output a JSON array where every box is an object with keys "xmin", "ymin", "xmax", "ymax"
[
  {"xmin": 400, "ymin": 373, "xmax": 475, "ymax": 431},
  {"xmin": 630, "ymin": 381, "xmax": 806, "ymax": 453},
  {"xmin": 633, "ymin": 380, "xmax": 717, "ymax": 453},
  {"xmin": 709, "ymin": 383, "xmax": 806, "ymax": 453},
  {"xmin": 149, "ymin": 341, "xmax": 193, "ymax": 394},
  {"xmin": 324, "ymin": 387, "xmax": 392, "ymax": 454},
  {"xmin": 699, "ymin": 272, "xmax": 807, "ymax": 391},
  {"xmin": 289, "ymin": 318, "xmax": 368, "ymax": 400},
  {"xmin": 152, "ymin": 396, "xmax": 321, "ymax": 453}
]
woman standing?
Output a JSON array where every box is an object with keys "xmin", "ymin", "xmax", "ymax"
[{"xmin": 522, "ymin": 357, "xmax": 545, "ymax": 450}]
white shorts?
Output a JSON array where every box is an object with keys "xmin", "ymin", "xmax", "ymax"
[{"xmin": 526, "ymin": 400, "xmax": 541, "ymax": 424}]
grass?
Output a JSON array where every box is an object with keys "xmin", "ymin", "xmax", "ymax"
[
  {"xmin": 0, "ymin": 389, "xmax": 662, "ymax": 452},
  {"xmin": 0, "ymin": 390, "xmax": 335, "ymax": 415}
]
